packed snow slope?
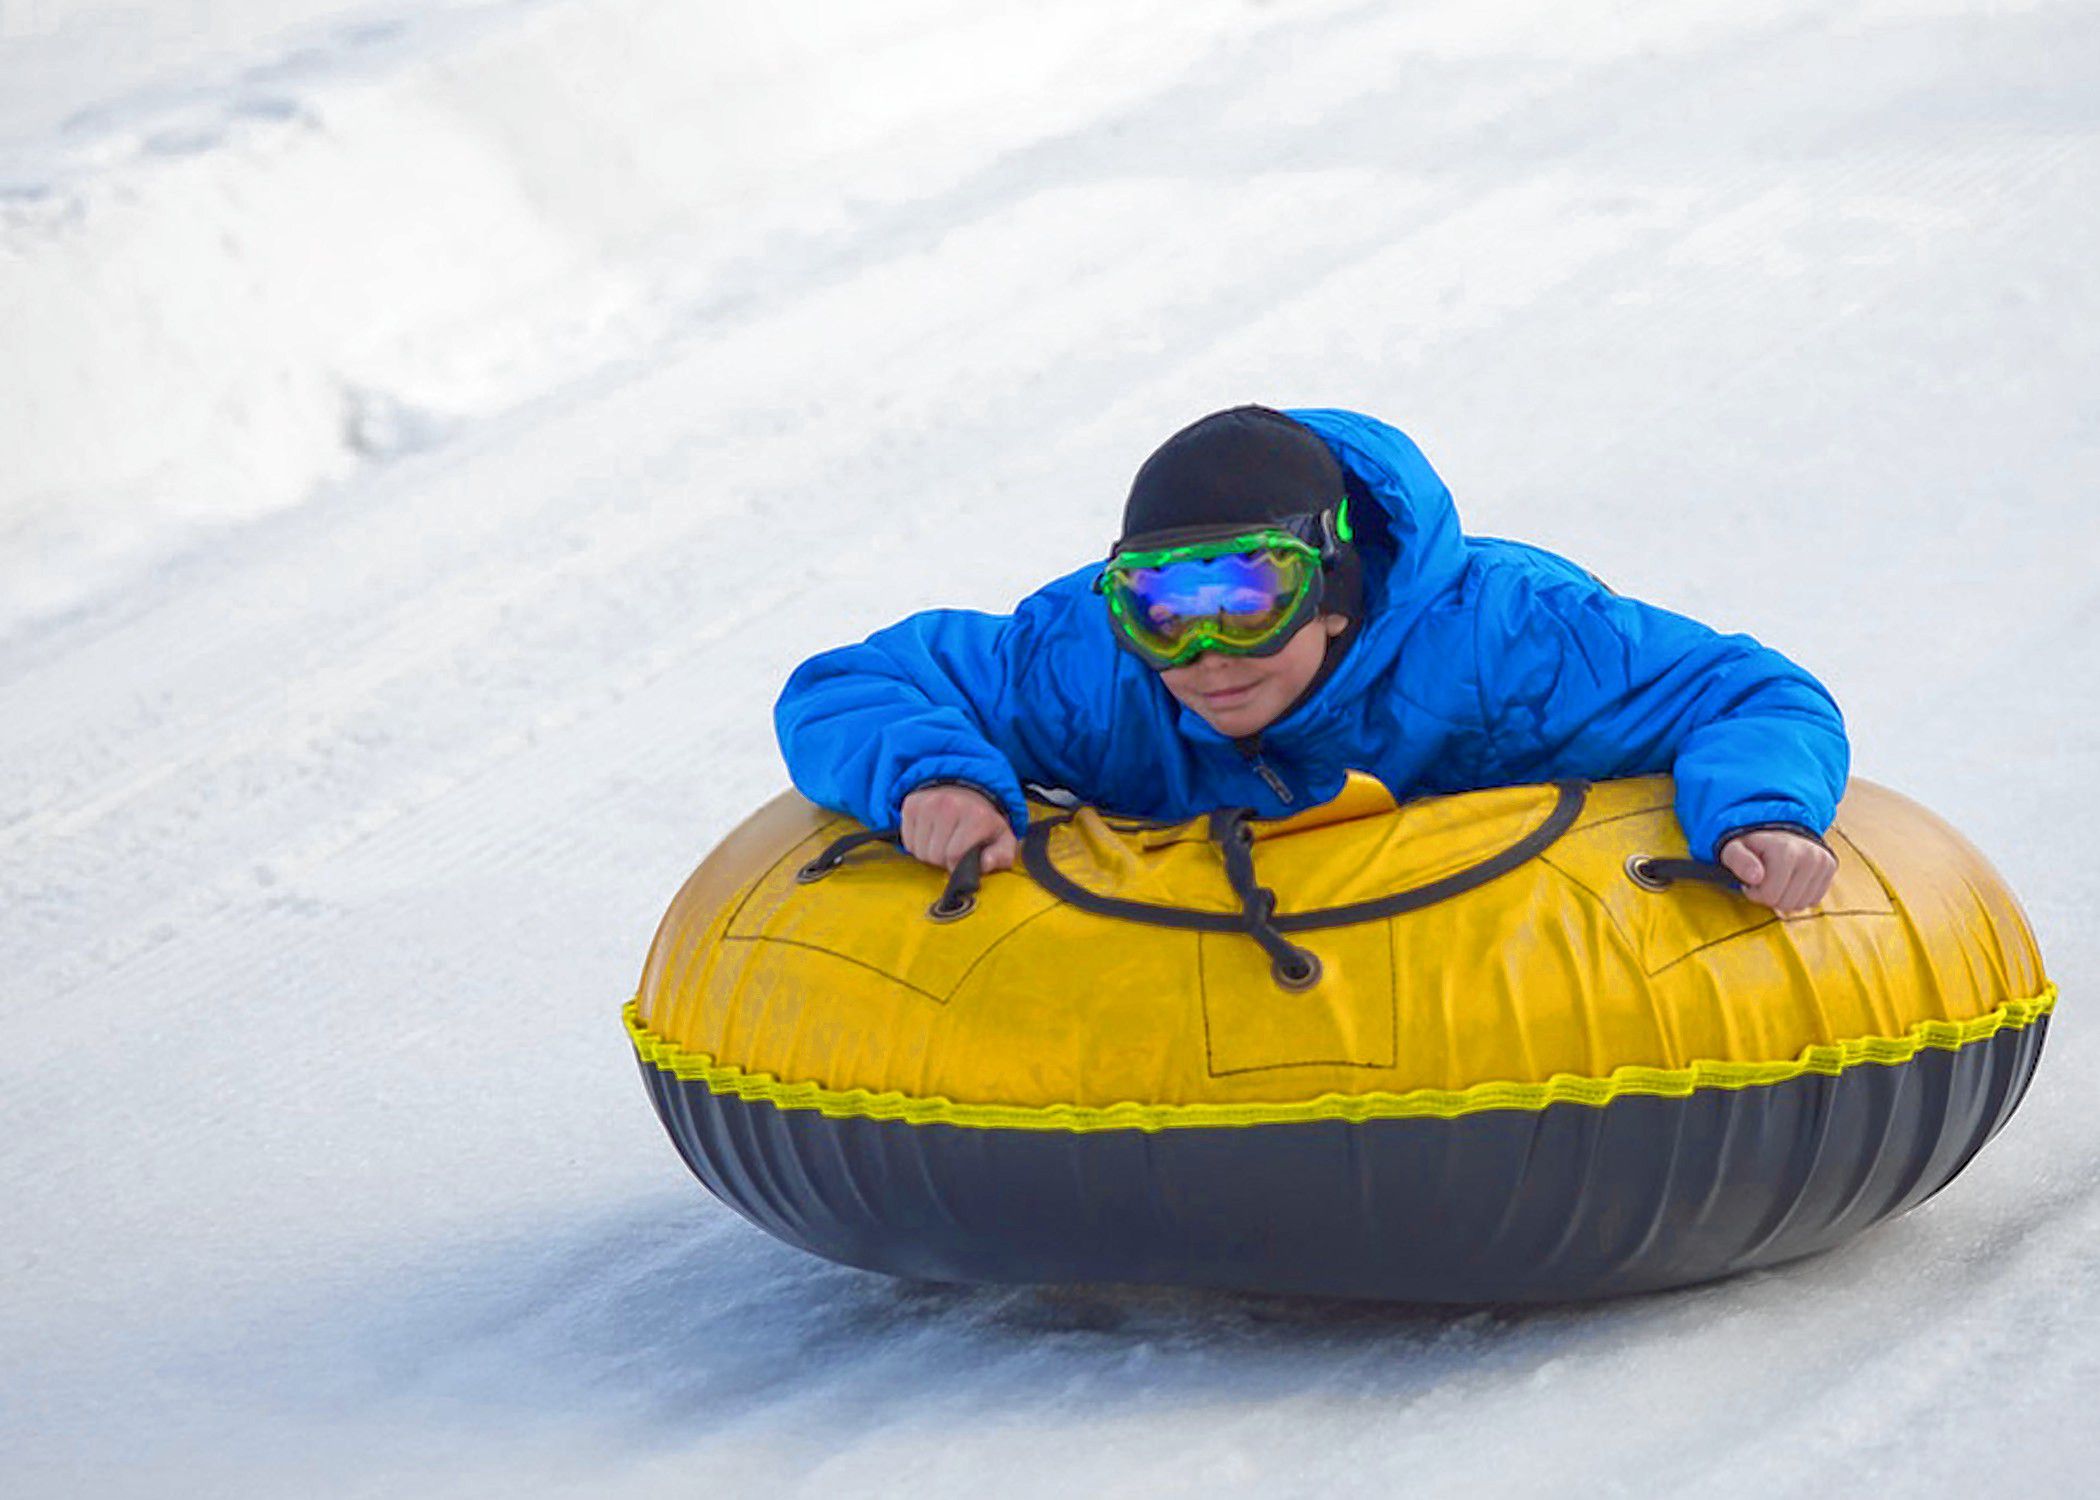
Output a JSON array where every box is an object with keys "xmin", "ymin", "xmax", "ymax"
[{"xmin": 4, "ymin": 0, "xmax": 2096, "ymax": 1494}]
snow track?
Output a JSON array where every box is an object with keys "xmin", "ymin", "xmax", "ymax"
[{"xmin": 5, "ymin": 1, "xmax": 2097, "ymax": 1494}]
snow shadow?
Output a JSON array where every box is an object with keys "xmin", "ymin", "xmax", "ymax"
[{"xmin": 201, "ymin": 1188, "xmax": 1742, "ymax": 1454}]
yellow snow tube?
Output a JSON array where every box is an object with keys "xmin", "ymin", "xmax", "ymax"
[{"xmin": 627, "ymin": 775, "xmax": 2053, "ymax": 1301}]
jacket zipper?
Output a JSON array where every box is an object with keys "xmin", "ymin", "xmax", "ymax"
[{"xmin": 1236, "ymin": 735, "xmax": 1295, "ymax": 805}]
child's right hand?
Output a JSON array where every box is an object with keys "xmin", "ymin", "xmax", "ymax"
[{"xmin": 899, "ymin": 784, "xmax": 1018, "ymax": 873}]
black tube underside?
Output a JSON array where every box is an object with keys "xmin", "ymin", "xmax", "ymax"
[{"xmin": 638, "ymin": 1017, "xmax": 2047, "ymax": 1303}]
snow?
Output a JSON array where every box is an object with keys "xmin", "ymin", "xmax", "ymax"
[{"xmin": 2, "ymin": 0, "xmax": 2095, "ymax": 1494}]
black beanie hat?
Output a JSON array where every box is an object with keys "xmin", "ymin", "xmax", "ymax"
[
  {"xmin": 1119, "ymin": 405, "xmax": 1364, "ymax": 624},
  {"xmin": 1120, "ymin": 405, "xmax": 1345, "ymax": 542}
]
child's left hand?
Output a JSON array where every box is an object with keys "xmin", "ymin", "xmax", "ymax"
[{"xmin": 1719, "ymin": 828, "xmax": 1838, "ymax": 914}]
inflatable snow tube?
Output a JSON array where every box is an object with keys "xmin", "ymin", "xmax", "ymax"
[{"xmin": 625, "ymin": 775, "xmax": 2053, "ymax": 1302}]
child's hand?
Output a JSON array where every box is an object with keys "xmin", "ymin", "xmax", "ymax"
[
  {"xmin": 1719, "ymin": 828, "xmax": 1837, "ymax": 915},
  {"xmin": 900, "ymin": 784, "xmax": 1018, "ymax": 873}
]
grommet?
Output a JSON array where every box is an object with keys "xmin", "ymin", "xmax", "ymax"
[
  {"xmin": 1625, "ymin": 854, "xmax": 1670, "ymax": 892},
  {"xmin": 1273, "ymin": 952, "xmax": 1323, "ymax": 991},
  {"xmin": 928, "ymin": 892, "xmax": 977, "ymax": 923}
]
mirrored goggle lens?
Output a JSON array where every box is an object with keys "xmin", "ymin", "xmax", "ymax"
[{"xmin": 1107, "ymin": 548, "xmax": 1311, "ymax": 659}]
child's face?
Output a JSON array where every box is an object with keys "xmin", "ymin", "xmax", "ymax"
[{"xmin": 1158, "ymin": 614, "xmax": 1349, "ymax": 738}]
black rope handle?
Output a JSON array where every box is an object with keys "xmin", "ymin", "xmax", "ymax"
[
  {"xmin": 796, "ymin": 828, "xmax": 900, "ymax": 882},
  {"xmin": 795, "ymin": 826, "xmax": 988, "ymax": 921},
  {"xmin": 1624, "ymin": 854, "xmax": 1743, "ymax": 894},
  {"xmin": 1020, "ymin": 781, "xmax": 1587, "ymax": 934},
  {"xmin": 928, "ymin": 844, "xmax": 983, "ymax": 923},
  {"xmin": 1212, "ymin": 809, "xmax": 1323, "ymax": 990}
]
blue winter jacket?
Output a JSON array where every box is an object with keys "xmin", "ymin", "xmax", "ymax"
[{"xmin": 775, "ymin": 409, "xmax": 1849, "ymax": 860}]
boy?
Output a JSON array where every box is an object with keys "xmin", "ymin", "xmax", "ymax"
[{"xmin": 777, "ymin": 406, "xmax": 1845, "ymax": 913}]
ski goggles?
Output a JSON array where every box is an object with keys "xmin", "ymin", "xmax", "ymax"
[{"xmin": 1095, "ymin": 504, "xmax": 1350, "ymax": 670}]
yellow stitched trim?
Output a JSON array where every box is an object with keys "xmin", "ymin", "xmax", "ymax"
[{"xmin": 623, "ymin": 985, "xmax": 2057, "ymax": 1134}]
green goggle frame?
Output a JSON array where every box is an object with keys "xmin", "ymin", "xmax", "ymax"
[{"xmin": 1094, "ymin": 501, "xmax": 1351, "ymax": 669}]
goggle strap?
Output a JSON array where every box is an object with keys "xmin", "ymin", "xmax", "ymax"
[{"xmin": 1103, "ymin": 502, "xmax": 1351, "ymax": 571}]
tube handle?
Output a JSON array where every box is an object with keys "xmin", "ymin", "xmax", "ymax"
[
  {"xmin": 1624, "ymin": 854, "xmax": 1743, "ymax": 893},
  {"xmin": 796, "ymin": 826, "xmax": 989, "ymax": 921}
]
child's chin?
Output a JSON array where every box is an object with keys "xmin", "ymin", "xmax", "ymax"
[{"xmin": 1198, "ymin": 701, "xmax": 1271, "ymax": 736}]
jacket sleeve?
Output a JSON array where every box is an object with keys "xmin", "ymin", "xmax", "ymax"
[
  {"xmin": 774, "ymin": 596, "xmax": 1085, "ymax": 834},
  {"xmin": 1472, "ymin": 572, "xmax": 1850, "ymax": 861}
]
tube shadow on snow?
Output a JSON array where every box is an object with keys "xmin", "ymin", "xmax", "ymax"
[{"xmin": 194, "ymin": 1188, "xmax": 1937, "ymax": 1446}]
